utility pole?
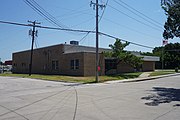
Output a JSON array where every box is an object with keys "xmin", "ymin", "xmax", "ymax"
[
  {"xmin": 162, "ymin": 39, "xmax": 168, "ymax": 70},
  {"xmin": 28, "ymin": 21, "xmax": 40, "ymax": 76},
  {"xmin": 90, "ymin": 0, "xmax": 105, "ymax": 82}
]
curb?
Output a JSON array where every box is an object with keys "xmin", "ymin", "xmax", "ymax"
[{"xmin": 105, "ymin": 73, "xmax": 180, "ymax": 84}]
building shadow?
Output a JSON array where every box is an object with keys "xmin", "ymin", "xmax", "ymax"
[{"xmin": 141, "ymin": 87, "xmax": 180, "ymax": 106}]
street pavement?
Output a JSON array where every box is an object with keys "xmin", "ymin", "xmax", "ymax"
[{"xmin": 0, "ymin": 75, "xmax": 180, "ymax": 120}]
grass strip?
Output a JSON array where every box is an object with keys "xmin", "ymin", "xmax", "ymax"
[
  {"xmin": 0, "ymin": 72, "xmax": 142, "ymax": 83},
  {"xmin": 150, "ymin": 70, "xmax": 176, "ymax": 77}
]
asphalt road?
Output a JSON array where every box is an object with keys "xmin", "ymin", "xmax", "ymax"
[{"xmin": 0, "ymin": 76, "xmax": 180, "ymax": 120}]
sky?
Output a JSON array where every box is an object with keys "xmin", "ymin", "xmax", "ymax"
[{"xmin": 0, "ymin": 0, "xmax": 179, "ymax": 62}]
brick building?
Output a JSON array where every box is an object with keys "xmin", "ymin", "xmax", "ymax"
[{"xmin": 12, "ymin": 43, "xmax": 159, "ymax": 76}]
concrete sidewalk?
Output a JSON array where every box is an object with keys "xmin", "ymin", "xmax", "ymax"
[
  {"xmin": 105, "ymin": 73, "xmax": 180, "ymax": 84},
  {"xmin": 138, "ymin": 72, "xmax": 152, "ymax": 78}
]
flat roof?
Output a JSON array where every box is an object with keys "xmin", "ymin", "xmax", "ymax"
[
  {"xmin": 63, "ymin": 44, "xmax": 111, "ymax": 54},
  {"xmin": 138, "ymin": 55, "xmax": 160, "ymax": 61},
  {"xmin": 13, "ymin": 43, "xmax": 159, "ymax": 61}
]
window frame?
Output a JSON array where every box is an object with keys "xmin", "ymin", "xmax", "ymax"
[
  {"xmin": 70, "ymin": 59, "xmax": 79, "ymax": 70},
  {"xmin": 52, "ymin": 60, "xmax": 59, "ymax": 70}
]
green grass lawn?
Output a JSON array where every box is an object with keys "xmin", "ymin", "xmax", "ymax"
[
  {"xmin": 149, "ymin": 70, "xmax": 177, "ymax": 77},
  {"xmin": 0, "ymin": 72, "xmax": 142, "ymax": 83}
]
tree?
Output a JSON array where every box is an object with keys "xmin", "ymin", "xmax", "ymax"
[
  {"xmin": 161, "ymin": 0, "xmax": 180, "ymax": 39},
  {"xmin": 104, "ymin": 39, "xmax": 143, "ymax": 70},
  {"xmin": 140, "ymin": 52, "xmax": 155, "ymax": 56},
  {"xmin": 153, "ymin": 42, "xmax": 180, "ymax": 69},
  {"xmin": 124, "ymin": 52, "xmax": 143, "ymax": 69}
]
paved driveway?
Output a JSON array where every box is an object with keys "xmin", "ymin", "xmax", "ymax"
[{"xmin": 0, "ymin": 76, "xmax": 180, "ymax": 120}]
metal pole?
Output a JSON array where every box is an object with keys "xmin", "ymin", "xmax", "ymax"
[{"xmin": 95, "ymin": 0, "xmax": 99, "ymax": 82}]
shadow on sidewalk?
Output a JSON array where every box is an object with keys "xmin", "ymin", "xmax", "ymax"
[{"xmin": 141, "ymin": 87, "xmax": 180, "ymax": 106}]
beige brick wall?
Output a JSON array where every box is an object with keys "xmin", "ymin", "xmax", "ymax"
[
  {"xmin": 61, "ymin": 52, "xmax": 105, "ymax": 76},
  {"xmin": 12, "ymin": 51, "xmax": 30, "ymax": 73},
  {"xmin": 61, "ymin": 52, "xmax": 84, "ymax": 76},
  {"xmin": 116, "ymin": 61, "xmax": 155, "ymax": 73},
  {"xmin": 12, "ymin": 44, "xmax": 156, "ymax": 76},
  {"xmin": 12, "ymin": 44, "xmax": 64, "ymax": 74},
  {"xmin": 117, "ymin": 61, "xmax": 134, "ymax": 73},
  {"xmin": 12, "ymin": 45, "xmax": 105, "ymax": 76},
  {"xmin": 142, "ymin": 61, "xmax": 155, "ymax": 71},
  {"xmin": 83, "ymin": 52, "xmax": 105, "ymax": 76}
]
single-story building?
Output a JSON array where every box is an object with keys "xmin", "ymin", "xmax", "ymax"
[{"xmin": 12, "ymin": 42, "xmax": 159, "ymax": 76}]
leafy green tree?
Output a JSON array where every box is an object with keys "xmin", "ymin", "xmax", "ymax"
[
  {"xmin": 104, "ymin": 39, "xmax": 143, "ymax": 70},
  {"xmin": 153, "ymin": 43, "xmax": 180, "ymax": 69},
  {"xmin": 124, "ymin": 52, "xmax": 143, "ymax": 69},
  {"xmin": 153, "ymin": 46, "xmax": 164, "ymax": 57},
  {"xmin": 161, "ymin": 0, "xmax": 180, "ymax": 39},
  {"xmin": 140, "ymin": 52, "xmax": 155, "ymax": 56}
]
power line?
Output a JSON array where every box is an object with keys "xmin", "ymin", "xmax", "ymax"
[
  {"xmin": 39, "ymin": 25, "xmax": 96, "ymax": 33},
  {"xmin": 79, "ymin": 0, "xmax": 109, "ymax": 43},
  {"xmin": 0, "ymin": 20, "xmax": 154, "ymax": 49},
  {"xmin": 113, "ymin": 0, "xmax": 163, "ymax": 29},
  {"xmin": 0, "ymin": 20, "xmax": 30, "ymax": 27},
  {"xmin": 99, "ymin": 32, "xmax": 154, "ymax": 49},
  {"xmin": 117, "ymin": 0, "xmax": 163, "ymax": 26},
  {"xmin": 64, "ymin": 0, "xmax": 109, "ymax": 52},
  {"xmin": 29, "ymin": 0, "xmax": 68, "ymax": 28},
  {"xmin": 24, "ymin": 0, "xmax": 89, "ymax": 37},
  {"xmin": 24, "ymin": 0, "xmax": 61, "ymax": 28},
  {"xmin": 0, "ymin": 20, "xmax": 95, "ymax": 33},
  {"xmin": 103, "ymin": 17, "xmax": 159, "ymax": 40},
  {"xmin": 108, "ymin": 4, "xmax": 162, "ymax": 32},
  {"xmin": 70, "ymin": 17, "xmax": 95, "ymax": 28},
  {"xmin": 78, "ymin": 0, "xmax": 109, "ymax": 43},
  {"xmin": 24, "ymin": 0, "xmax": 67, "ymax": 28},
  {"xmin": 63, "ymin": 31, "xmax": 92, "ymax": 52},
  {"xmin": 98, "ymin": 0, "xmax": 109, "ymax": 23},
  {"xmin": 77, "ymin": 0, "xmax": 109, "ymax": 43},
  {"xmin": 56, "ymin": 9, "xmax": 94, "ymax": 21},
  {"xmin": 79, "ymin": 0, "xmax": 109, "ymax": 42}
]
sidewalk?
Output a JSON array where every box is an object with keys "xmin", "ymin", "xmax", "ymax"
[
  {"xmin": 105, "ymin": 72, "xmax": 180, "ymax": 84},
  {"xmin": 138, "ymin": 72, "xmax": 152, "ymax": 78}
]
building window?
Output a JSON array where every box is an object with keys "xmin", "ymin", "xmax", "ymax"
[
  {"xmin": 71, "ymin": 59, "xmax": 79, "ymax": 70},
  {"xmin": 52, "ymin": 60, "xmax": 59, "ymax": 70}
]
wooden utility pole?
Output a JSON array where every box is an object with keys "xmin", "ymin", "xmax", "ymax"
[
  {"xmin": 28, "ymin": 21, "xmax": 40, "ymax": 76},
  {"xmin": 90, "ymin": 0, "xmax": 105, "ymax": 82}
]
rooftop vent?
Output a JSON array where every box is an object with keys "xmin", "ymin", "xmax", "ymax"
[{"xmin": 70, "ymin": 41, "xmax": 79, "ymax": 45}]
